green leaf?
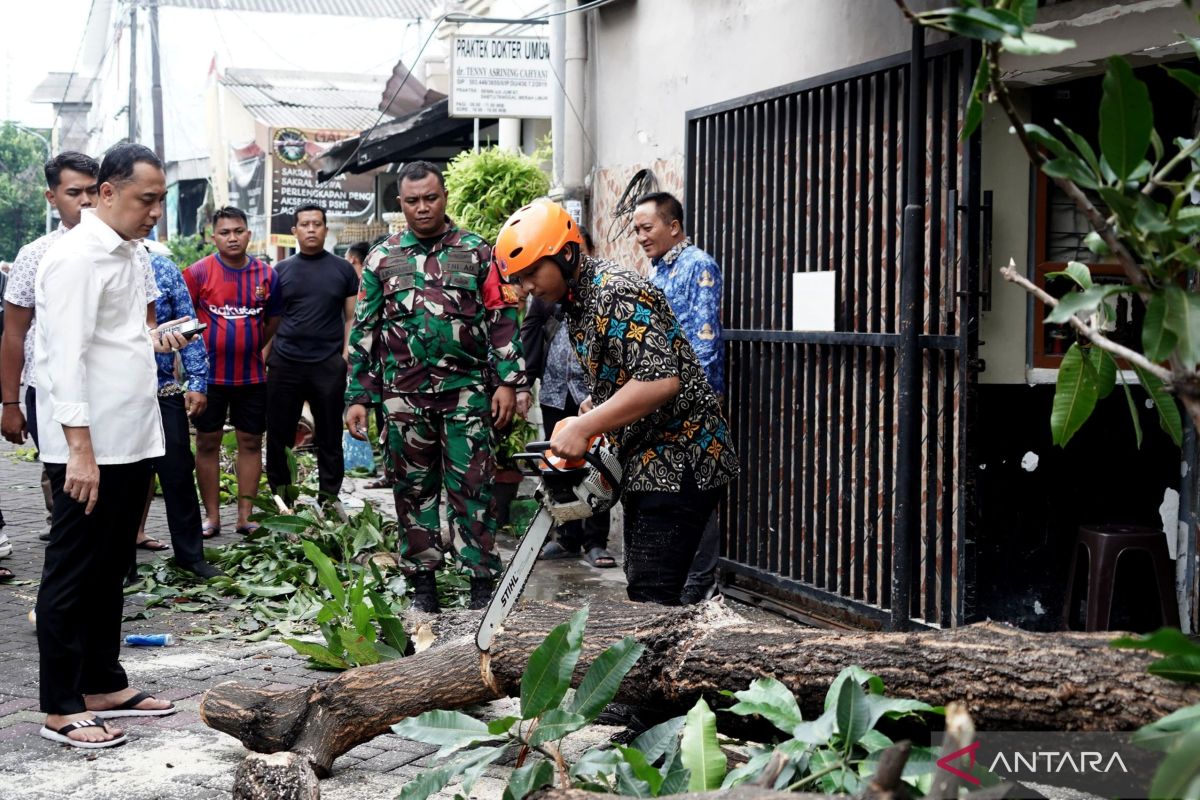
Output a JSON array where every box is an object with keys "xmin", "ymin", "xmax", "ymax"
[
  {"xmin": 1111, "ymin": 627, "xmax": 1200, "ymax": 656},
  {"xmin": 488, "ymin": 715, "xmax": 520, "ymax": 736},
  {"xmin": 391, "ymin": 709, "xmax": 492, "ymax": 754},
  {"xmin": 865, "ymin": 695, "xmax": 937, "ymax": 729},
  {"xmin": 1016, "ymin": 0, "xmax": 1037, "ymax": 25},
  {"xmin": 301, "ymin": 539, "xmax": 345, "ymax": 604},
  {"xmin": 1134, "ymin": 364, "xmax": 1183, "ymax": 447},
  {"xmin": 528, "ymin": 708, "xmax": 587, "ymax": 746},
  {"xmin": 1022, "ymin": 124, "xmax": 1071, "ymax": 161},
  {"xmin": 520, "ymin": 606, "xmax": 588, "ymax": 720},
  {"xmin": 281, "ymin": 637, "xmax": 350, "ymax": 670},
  {"xmin": 341, "ymin": 631, "xmax": 381, "ymax": 666},
  {"xmin": 680, "ymin": 698, "xmax": 726, "ymax": 791},
  {"xmin": 721, "ymin": 751, "xmax": 775, "ymax": 790},
  {"xmin": 630, "ymin": 715, "xmax": 686, "ymax": 765},
  {"xmin": 242, "ymin": 582, "xmax": 297, "ymax": 597},
  {"xmin": 396, "ymin": 762, "xmax": 457, "ymax": 800},
  {"xmin": 834, "ymin": 677, "xmax": 871, "ymax": 754},
  {"xmin": 824, "ymin": 666, "xmax": 885, "ymax": 711},
  {"xmin": 793, "ymin": 708, "xmax": 837, "ymax": 745},
  {"xmin": 1001, "ymin": 31, "xmax": 1075, "ymax": 56},
  {"xmin": 1051, "ymin": 343, "xmax": 1099, "ymax": 447},
  {"xmin": 503, "ymin": 760, "xmax": 555, "ymax": 800},
  {"xmin": 567, "ymin": 637, "xmax": 645, "ymax": 722},
  {"xmin": 1150, "ymin": 728, "xmax": 1200, "ymax": 800},
  {"xmin": 1150, "ymin": 655, "xmax": 1200, "ymax": 683},
  {"xmin": 727, "ymin": 677, "xmax": 805, "ymax": 734},
  {"xmin": 1045, "ymin": 260, "xmax": 1093, "ymax": 290},
  {"xmin": 1133, "ymin": 704, "xmax": 1200, "ymax": 752},
  {"xmin": 659, "ymin": 750, "xmax": 691, "ymax": 795},
  {"xmin": 614, "ymin": 745, "xmax": 665, "ymax": 795},
  {"xmin": 1056, "ymin": 119, "xmax": 1102, "ymax": 178},
  {"xmin": 1119, "ymin": 372, "xmax": 1145, "ymax": 449},
  {"xmin": 938, "ymin": 6, "xmax": 1020, "ymax": 41},
  {"xmin": 259, "ymin": 514, "xmax": 316, "ymax": 534},
  {"xmin": 458, "ymin": 745, "xmax": 510, "ymax": 796},
  {"xmin": 1042, "ymin": 155, "xmax": 1100, "ymax": 190},
  {"xmin": 962, "ymin": 60, "xmax": 990, "ymax": 140},
  {"xmin": 1166, "ymin": 66, "xmax": 1200, "ymax": 96},
  {"xmin": 1045, "ymin": 285, "xmax": 1111, "ymax": 324},
  {"xmin": 1100, "ymin": 56, "xmax": 1153, "ymax": 181},
  {"xmin": 1163, "ymin": 286, "xmax": 1200, "ymax": 369},
  {"xmin": 1143, "ymin": 294, "xmax": 1179, "ymax": 361},
  {"xmin": 1090, "ymin": 348, "xmax": 1117, "ymax": 400},
  {"xmin": 570, "ymin": 747, "xmax": 625, "ymax": 781}
]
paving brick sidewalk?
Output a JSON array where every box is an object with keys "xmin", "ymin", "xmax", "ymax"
[{"xmin": 0, "ymin": 440, "xmax": 634, "ymax": 799}]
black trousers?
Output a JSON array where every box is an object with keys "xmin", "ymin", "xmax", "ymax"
[
  {"xmin": 266, "ymin": 351, "xmax": 347, "ymax": 500},
  {"xmin": 38, "ymin": 460, "xmax": 152, "ymax": 714},
  {"xmin": 540, "ymin": 398, "xmax": 610, "ymax": 551},
  {"xmin": 152, "ymin": 394, "xmax": 204, "ymax": 566},
  {"xmin": 622, "ymin": 468, "xmax": 723, "ymax": 605},
  {"xmin": 26, "ymin": 385, "xmax": 56, "ymax": 524}
]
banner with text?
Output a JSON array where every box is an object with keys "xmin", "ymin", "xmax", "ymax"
[
  {"xmin": 450, "ymin": 35, "xmax": 551, "ymax": 119},
  {"xmin": 269, "ymin": 127, "xmax": 377, "ymax": 248}
]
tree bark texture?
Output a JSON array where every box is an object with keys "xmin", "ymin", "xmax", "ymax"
[{"xmin": 200, "ymin": 600, "xmax": 1200, "ymax": 777}]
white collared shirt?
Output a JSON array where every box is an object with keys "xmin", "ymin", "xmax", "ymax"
[{"xmin": 34, "ymin": 209, "xmax": 164, "ymax": 464}]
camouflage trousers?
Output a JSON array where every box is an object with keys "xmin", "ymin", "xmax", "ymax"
[{"xmin": 384, "ymin": 389, "xmax": 501, "ymax": 578}]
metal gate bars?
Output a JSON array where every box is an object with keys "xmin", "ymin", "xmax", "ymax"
[{"xmin": 685, "ymin": 34, "xmax": 982, "ymax": 629}]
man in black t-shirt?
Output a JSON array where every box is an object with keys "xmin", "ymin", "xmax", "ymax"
[{"xmin": 266, "ymin": 204, "xmax": 359, "ymax": 508}]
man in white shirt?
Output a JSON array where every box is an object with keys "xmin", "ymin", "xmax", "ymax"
[
  {"xmin": 35, "ymin": 143, "xmax": 189, "ymax": 749},
  {"xmin": 0, "ymin": 152, "xmax": 101, "ymax": 572}
]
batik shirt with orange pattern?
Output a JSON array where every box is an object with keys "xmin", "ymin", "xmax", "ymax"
[{"xmin": 563, "ymin": 255, "xmax": 739, "ymax": 493}]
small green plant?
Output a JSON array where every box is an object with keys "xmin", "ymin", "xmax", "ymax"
[
  {"xmin": 8, "ymin": 446, "xmax": 38, "ymax": 463},
  {"xmin": 1111, "ymin": 628, "xmax": 1200, "ymax": 798},
  {"xmin": 166, "ymin": 233, "xmax": 215, "ymax": 267},
  {"xmin": 444, "ymin": 146, "xmax": 551, "ymax": 242},
  {"xmin": 391, "ymin": 606, "xmax": 647, "ymax": 800},
  {"xmin": 281, "ymin": 542, "xmax": 408, "ymax": 670}
]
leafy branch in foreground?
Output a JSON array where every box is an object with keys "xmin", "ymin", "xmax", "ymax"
[{"xmin": 901, "ymin": 0, "xmax": 1200, "ymax": 444}]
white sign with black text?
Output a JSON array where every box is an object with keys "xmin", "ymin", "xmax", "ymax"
[{"xmin": 450, "ymin": 35, "xmax": 552, "ymax": 119}]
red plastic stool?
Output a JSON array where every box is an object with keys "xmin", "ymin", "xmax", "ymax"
[{"xmin": 1063, "ymin": 524, "xmax": 1180, "ymax": 631}]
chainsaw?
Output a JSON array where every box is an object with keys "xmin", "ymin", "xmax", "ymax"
[{"xmin": 476, "ymin": 420, "xmax": 622, "ymax": 651}]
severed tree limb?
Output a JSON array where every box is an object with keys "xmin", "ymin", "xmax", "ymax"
[
  {"xmin": 998, "ymin": 261, "xmax": 1172, "ymax": 382},
  {"xmin": 532, "ymin": 790, "xmax": 840, "ymax": 800},
  {"xmin": 201, "ymin": 600, "xmax": 1200, "ymax": 779}
]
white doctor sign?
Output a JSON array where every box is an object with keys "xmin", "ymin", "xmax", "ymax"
[{"xmin": 450, "ymin": 35, "xmax": 552, "ymax": 119}]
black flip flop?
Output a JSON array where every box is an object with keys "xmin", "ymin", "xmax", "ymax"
[
  {"xmin": 0, "ymin": 566, "xmax": 14, "ymax": 582},
  {"xmin": 538, "ymin": 541, "xmax": 580, "ymax": 560},
  {"xmin": 583, "ymin": 547, "xmax": 617, "ymax": 569},
  {"xmin": 40, "ymin": 718, "xmax": 127, "ymax": 749},
  {"xmin": 136, "ymin": 537, "xmax": 170, "ymax": 551},
  {"xmin": 92, "ymin": 690, "xmax": 177, "ymax": 719}
]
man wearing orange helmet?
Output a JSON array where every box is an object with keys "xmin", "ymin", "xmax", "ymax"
[{"xmin": 494, "ymin": 199, "xmax": 739, "ymax": 605}]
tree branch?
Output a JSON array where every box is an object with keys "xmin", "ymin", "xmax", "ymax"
[
  {"xmin": 998, "ymin": 260, "xmax": 1172, "ymax": 382},
  {"xmin": 1144, "ymin": 136, "xmax": 1200, "ymax": 197}
]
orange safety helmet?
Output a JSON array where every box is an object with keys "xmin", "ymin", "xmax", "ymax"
[{"xmin": 493, "ymin": 198, "xmax": 584, "ymax": 282}]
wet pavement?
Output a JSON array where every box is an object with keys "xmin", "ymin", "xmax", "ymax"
[{"xmin": 0, "ymin": 439, "xmax": 645, "ymax": 799}]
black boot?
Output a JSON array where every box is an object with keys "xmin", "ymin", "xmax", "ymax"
[
  {"xmin": 469, "ymin": 576, "xmax": 495, "ymax": 610},
  {"xmin": 411, "ymin": 570, "xmax": 440, "ymax": 613}
]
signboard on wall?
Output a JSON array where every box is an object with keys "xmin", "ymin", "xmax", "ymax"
[
  {"xmin": 450, "ymin": 35, "xmax": 551, "ymax": 119},
  {"xmin": 268, "ymin": 127, "xmax": 377, "ymax": 248}
]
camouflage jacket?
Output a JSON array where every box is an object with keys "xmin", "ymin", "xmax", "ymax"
[{"xmin": 346, "ymin": 221, "xmax": 525, "ymax": 406}]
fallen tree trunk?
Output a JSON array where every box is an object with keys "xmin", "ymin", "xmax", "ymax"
[{"xmin": 201, "ymin": 599, "xmax": 1200, "ymax": 776}]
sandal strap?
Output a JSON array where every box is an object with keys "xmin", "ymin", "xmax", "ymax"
[
  {"xmin": 56, "ymin": 718, "xmax": 108, "ymax": 735},
  {"xmin": 113, "ymin": 691, "xmax": 153, "ymax": 711}
]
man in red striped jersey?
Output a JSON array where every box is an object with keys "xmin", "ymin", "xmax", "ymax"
[{"xmin": 184, "ymin": 207, "xmax": 282, "ymax": 537}]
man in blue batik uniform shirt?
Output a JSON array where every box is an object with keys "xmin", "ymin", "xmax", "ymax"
[
  {"xmin": 633, "ymin": 191, "xmax": 725, "ymax": 604},
  {"xmin": 137, "ymin": 244, "xmax": 224, "ymax": 579}
]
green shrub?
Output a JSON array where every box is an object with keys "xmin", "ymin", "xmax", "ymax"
[{"xmin": 444, "ymin": 146, "xmax": 551, "ymax": 242}]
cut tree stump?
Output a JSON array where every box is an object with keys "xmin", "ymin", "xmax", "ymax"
[{"xmin": 200, "ymin": 599, "xmax": 1200, "ymax": 777}]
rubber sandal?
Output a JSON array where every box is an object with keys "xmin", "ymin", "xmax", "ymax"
[
  {"xmin": 235, "ymin": 524, "xmax": 261, "ymax": 536},
  {"xmin": 583, "ymin": 547, "xmax": 617, "ymax": 569},
  {"xmin": 40, "ymin": 718, "xmax": 127, "ymax": 749},
  {"xmin": 91, "ymin": 690, "xmax": 177, "ymax": 719},
  {"xmin": 364, "ymin": 477, "xmax": 394, "ymax": 490},
  {"xmin": 0, "ymin": 566, "xmax": 14, "ymax": 582},
  {"xmin": 200, "ymin": 522, "xmax": 221, "ymax": 539},
  {"xmin": 538, "ymin": 541, "xmax": 580, "ymax": 560},
  {"xmin": 136, "ymin": 537, "xmax": 170, "ymax": 551}
]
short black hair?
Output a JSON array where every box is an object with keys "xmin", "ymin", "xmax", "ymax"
[
  {"xmin": 294, "ymin": 204, "xmax": 327, "ymax": 225},
  {"xmin": 397, "ymin": 160, "xmax": 445, "ymax": 190},
  {"xmin": 347, "ymin": 241, "xmax": 371, "ymax": 261},
  {"xmin": 44, "ymin": 151, "xmax": 99, "ymax": 190},
  {"xmin": 98, "ymin": 142, "xmax": 163, "ymax": 187},
  {"xmin": 636, "ymin": 191, "xmax": 685, "ymax": 227},
  {"xmin": 213, "ymin": 206, "xmax": 248, "ymax": 225}
]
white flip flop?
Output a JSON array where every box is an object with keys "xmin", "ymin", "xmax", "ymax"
[{"xmin": 40, "ymin": 718, "xmax": 127, "ymax": 749}]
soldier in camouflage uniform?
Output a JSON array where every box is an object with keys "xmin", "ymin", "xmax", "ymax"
[{"xmin": 345, "ymin": 161, "xmax": 525, "ymax": 613}]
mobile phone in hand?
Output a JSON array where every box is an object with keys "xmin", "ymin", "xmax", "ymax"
[{"xmin": 160, "ymin": 320, "xmax": 207, "ymax": 339}]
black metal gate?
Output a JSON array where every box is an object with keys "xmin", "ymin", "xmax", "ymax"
[{"xmin": 685, "ymin": 34, "xmax": 982, "ymax": 630}]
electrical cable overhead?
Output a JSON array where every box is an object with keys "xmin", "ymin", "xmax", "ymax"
[{"xmin": 607, "ymin": 168, "xmax": 658, "ymax": 244}]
